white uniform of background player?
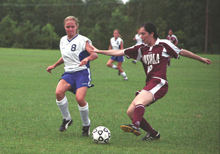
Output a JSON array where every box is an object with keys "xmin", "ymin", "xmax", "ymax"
[
  {"xmin": 107, "ymin": 29, "xmax": 128, "ymax": 80},
  {"xmin": 134, "ymin": 33, "xmax": 143, "ymax": 45},
  {"xmin": 132, "ymin": 29, "xmax": 143, "ymax": 64}
]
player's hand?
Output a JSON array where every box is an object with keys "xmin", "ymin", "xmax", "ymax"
[
  {"xmin": 79, "ymin": 58, "xmax": 89, "ymax": 66},
  {"xmin": 46, "ymin": 65, "xmax": 55, "ymax": 73},
  {"xmin": 199, "ymin": 58, "xmax": 212, "ymax": 65}
]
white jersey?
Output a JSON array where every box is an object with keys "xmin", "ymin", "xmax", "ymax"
[
  {"xmin": 135, "ymin": 34, "xmax": 142, "ymax": 45},
  {"xmin": 60, "ymin": 34, "xmax": 92, "ymax": 73},
  {"xmin": 110, "ymin": 37, "xmax": 123, "ymax": 50}
]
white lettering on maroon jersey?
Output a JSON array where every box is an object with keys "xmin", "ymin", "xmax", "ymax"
[{"xmin": 142, "ymin": 53, "xmax": 160, "ymax": 65}]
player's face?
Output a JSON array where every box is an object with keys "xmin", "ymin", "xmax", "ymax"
[
  {"xmin": 139, "ymin": 27, "xmax": 154, "ymax": 45},
  {"xmin": 168, "ymin": 30, "xmax": 172, "ymax": 36},
  {"xmin": 64, "ymin": 20, "xmax": 77, "ymax": 39},
  {"xmin": 113, "ymin": 30, "xmax": 119, "ymax": 38}
]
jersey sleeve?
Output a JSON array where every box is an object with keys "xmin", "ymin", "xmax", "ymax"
[
  {"xmin": 124, "ymin": 44, "xmax": 142, "ymax": 60},
  {"xmin": 81, "ymin": 35, "xmax": 92, "ymax": 51},
  {"xmin": 160, "ymin": 39, "xmax": 181, "ymax": 59},
  {"xmin": 173, "ymin": 35, "xmax": 178, "ymax": 44},
  {"xmin": 83, "ymin": 36, "xmax": 92, "ymax": 45}
]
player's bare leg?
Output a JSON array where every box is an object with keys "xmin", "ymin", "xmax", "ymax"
[
  {"xmin": 121, "ymin": 91, "xmax": 159, "ymax": 137},
  {"xmin": 55, "ymin": 79, "xmax": 73, "ymax": 131},
  {"xmin": 107, "ymin": 59, "xmax": 117, "ymax": 69},
  {"xmin": 117, "ymin": 62, "xmax": 128, "ymax": 80},
  {"xmin": 56, "ymin": 79, "xmax": 72, "ymax": 101},
  {"xmin": 76, "ymin": 87, "xmax": 91, "ymax": 136}
]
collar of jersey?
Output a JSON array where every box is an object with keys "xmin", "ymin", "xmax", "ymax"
[
  {"xmin": 67, "ymin": 34, "xmax": 79, "ymax": 42},
  {"xmin": 143, "ymin": 38, "xmax": 160, "ymax": 47}
]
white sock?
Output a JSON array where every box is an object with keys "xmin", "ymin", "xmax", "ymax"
[
  {"xmin": 56, "ymin": 96, "xmax": 71, "ymax": 120},
  {"xmin": 112, "ymin": 65, "xmax": 117, "ymax": 69},
  {"xmin": 120, "ymin": 72, "xmax": 127, "ymax": 77},
  {"xmin": 78, "ymin": 103, "xmax": 90, "ymax": 126}
]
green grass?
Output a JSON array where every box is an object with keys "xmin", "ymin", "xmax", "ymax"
[{"xmin": 0, "ymin": 48, "xmax": 219, "ymax": 154}]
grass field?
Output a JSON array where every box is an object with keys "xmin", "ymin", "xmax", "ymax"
[{"xmin": 0, "ymin": 48, "xmax": 219, "ymax": 154}]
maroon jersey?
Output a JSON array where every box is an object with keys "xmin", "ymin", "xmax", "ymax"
[
  {"xmin": 124, "ymin": 39, "xmax": 181, "ymax": 81},
  {"xmin": 167, "ymin": 34, "xmax": 178, "ymax": 45}
]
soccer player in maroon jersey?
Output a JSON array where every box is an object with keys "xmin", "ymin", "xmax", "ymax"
[
  {"xmin": 167, "ymin": 30, "xmax": 178, "ymax": 46},
  {"xmin": 166, "ymin": 30, "xmax": 178, "ymax": 67},
  {"xmin": 92, "ymin": 23, "xmax": 212, "ymax": 141}
]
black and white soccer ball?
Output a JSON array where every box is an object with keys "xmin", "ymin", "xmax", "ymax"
[{"xmin": 92, "ymin": 126, "xmax": 111, "ymax": 144}]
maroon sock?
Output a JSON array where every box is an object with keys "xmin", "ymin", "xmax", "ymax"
[
  {"xmin": 132, "ymin": 105, "xmax": 145, "ymax": 128},
  {"xmin": 140, "ymin": 118, "xmax": 157, "ymax": 136}
]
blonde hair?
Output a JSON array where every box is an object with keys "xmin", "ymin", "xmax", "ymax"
[{"xmin": 64, "ymin": 16, "xmax": 79, "ymax": 33}]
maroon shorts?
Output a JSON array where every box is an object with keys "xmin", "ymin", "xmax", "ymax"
[{"xmin": 136, "ymin": 77, "xmax": 168, "ymax": 103}]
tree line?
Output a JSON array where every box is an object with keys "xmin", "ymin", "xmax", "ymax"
[{"xmin": 0, "ymin": 0, "xmax": 219, "ymax": 54}]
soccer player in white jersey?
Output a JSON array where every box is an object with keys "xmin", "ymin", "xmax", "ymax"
[
  {"xmin": 132, "ymin": 29, "xmax": 143, "ymax": 64},
  {"xmin": 106, "ymin": 29, "xmax": 128, "ymax": 80},
  {"xmin": 92, "ymin": 23, "xmax": 211, "ymax": 141},
  {"xmin": 46, "ymin": 16, "xmax": 98, "ymax": 136}
]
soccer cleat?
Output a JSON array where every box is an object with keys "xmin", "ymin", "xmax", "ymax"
[
  {"xmin": 123, "ymin": 77, "xmax": 128, "ymax": 81},
  {"xmin": 118, "ymin": 70, "xmax": 121, "ymax": 76},
  {"xmin": 132, "ymin": 60, "xmax": 137, "ymax": 64},
  {"xmin": 59, "ymin": 119, "xmax": 73, "ymax": 132},
  {"xmin": 141, "ymin": 131, "xmax": 160, "ymax": 141},
  {"xmin": 120, "ymin": 124, "xmax": 141, "ymax": 136},
  {"xmin": 82, "ymin": 125, "xmax": 90, "ymax": 137}
]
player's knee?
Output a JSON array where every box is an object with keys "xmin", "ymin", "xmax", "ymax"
[
  {"xmin": 76, "ymin": 96, "xmax": 85, "ymax": 104},
  {"xmin": 106, "ymin": 63, "xmax": 111, "ymax": 67},
  {"xmin": 55, "ymin": 90, "xmax": 63, "ymax": 99}
]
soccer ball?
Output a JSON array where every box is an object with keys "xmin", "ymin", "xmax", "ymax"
[{"xmin": 92, "ymin": 126, "xmax": 111, "ymax": 144}]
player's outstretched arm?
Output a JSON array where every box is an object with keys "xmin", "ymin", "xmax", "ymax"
[
  {"xmin": 179, "ymin": 49, "xmax": 212, "ymax": 65},
  {"xmin": 46, "ymin": 57, "xmax": 64, "ymax": 73},
  {"xmin": 93, "ymin": 48, "xmax": 124, "ymax": 57}
]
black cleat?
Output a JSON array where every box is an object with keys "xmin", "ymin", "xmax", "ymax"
[
  {"xmin": 132, "ymin": 60, "xmax": 137, "ymax": 64},
  {"xmin": 59, "ymin": 119, "xmax": 73, "ymax": 132},
  {"xmin": 82, "ymin": 125, "xmax": 90, "ymax": 136},
  {"xmin": 141, "ymin": 131, "xmax": 160, "ymax": 141},
  {"xmin": 120, "ymin": 124, "xmax": 141, "ymax": 136}
]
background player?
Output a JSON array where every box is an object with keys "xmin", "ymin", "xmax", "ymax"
[
  {"xmin": 46, "ymin": 16, "xmax": 98, "ymax": 136},
  {"xmin": 132, "ymin": 29, "xmax": 143, "ymax": 64},
  {"xmin": 106, "ymin": 29, "xmax": 128, "ymax": 80},
  {"xmin": 92, "ymin": 23, "xmax": 211, "ymax": 141},
  {"xmin": 166, "ymin": 29, "xmax": 178, "ymax": 67}
]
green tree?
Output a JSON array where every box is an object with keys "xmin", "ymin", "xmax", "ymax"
[
  {"xmin": 14, "ymin": 20, "xmax": 41, "ymax": 48},
  {"xmin": 40, "ymin": 23, "xmax": 60, "ymax": 49},
  {"xmin": 0, "ymin": 15, "xmax": 17, "ymax": 47},
  {"xmin": 0, "ymin": 0, "xmax": 8, "ymax": 22},
  {"xmin": 79, "ymin": 0, "xmax": 121, "ymax": 49},
  {"xmin": 108, "ymin": 8, "xmax": 134, "ymax": 47},
  {"xmin": 162, "ymin": 0, "xmax": 207, "ymax": 51},
  {"xmin": 0, "ymin": 0, "xmax": 218, "ymax": 53},
  {"xmin": 155, "ymin": 17, "xmax": 167, "ymax": 39}
]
